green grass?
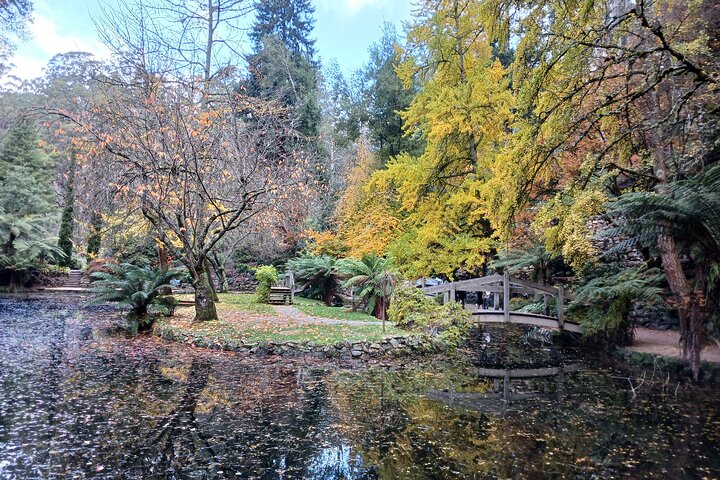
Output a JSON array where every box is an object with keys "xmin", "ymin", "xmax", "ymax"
[
  {"xmin": 293, "ymin": 296, "xmax": 380, "ymax": 322},
  {"xmin": 157, "ymin": 302, "xmax": 406, "ymax": 346},
  {"xmin": 175, "ymin": 292, "xmax": 277, "ymax": 316}
]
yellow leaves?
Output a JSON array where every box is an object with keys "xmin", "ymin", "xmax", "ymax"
[
  {"xmin": 534, "ymin": 185, "xmax": 608, "ymax": 270},
  {"xmin": 303, "ymin": 230, "xmax": 348, "ymax": 257}
]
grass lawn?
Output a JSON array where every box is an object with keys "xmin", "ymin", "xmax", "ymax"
[
  {"xmin": 293, "ymin": 296, "xmax": 379, "ymax": 322},
  {"xmin": 175, "ymin": 292, "xmax": 276, "ymax": 316},
  {"xmin": 158, "ymin": 302, "xmax": 406, "ymax": 346}
]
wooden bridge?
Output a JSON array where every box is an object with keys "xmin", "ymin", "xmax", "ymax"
[
  {"xmin": 421, "ymin": 272, "xmax": 583, "ymax": 334},
  {"xmin": 425, "ymin": 364, "xmax": 581, "ymax": 413}
]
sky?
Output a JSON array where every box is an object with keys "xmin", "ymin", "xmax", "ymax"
[{"xmin": 7, "ymin": 0, "xmax": 414, "ymax": 81}]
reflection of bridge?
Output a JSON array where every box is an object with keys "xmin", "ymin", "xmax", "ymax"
[
  {"xmin": 426, "ymin": 364, "xmax": 582, "ymax": 414},
  {"xmin": 421, "ymin": 273, "xmax": 583, "ymax": 333}
]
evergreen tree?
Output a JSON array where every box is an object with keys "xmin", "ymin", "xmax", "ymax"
[
  {"xmin": 362, "ymin": 24, "xmax": 422, "ymax": 164},
  {"xmin": 57, "ymin": 161, "xmax": 75, "ymax": 267},
  {"xmin": 247, "ymin": 0, "xmax": 319, "ymax": 139},
  {"xmin": 0, "ymin": 118, "xmax": 60, "ymax": 286},
  {"xmin": 0, "ymin": 118, "xmax": 55, "ymax": 219},
  {"xmin": 86, "ymin": 210, "xmax": 103, "ymax": 257},
  {"xmin": 250, "ymin": 0, "xmax": 315, "ymax": 57}
]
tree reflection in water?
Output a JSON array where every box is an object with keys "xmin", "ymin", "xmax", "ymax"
[{"xmin": 0, "ymin": 296, "xmax": 719, "ymax": 479}]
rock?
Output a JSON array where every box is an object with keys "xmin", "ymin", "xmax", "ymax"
[
  {"xmin": 351, "ymin": 349, "xmax": 363, "ymax": 358},
  {"xmin": 389, "ymin": 338, "xmax": 400, "ymax": 349}
]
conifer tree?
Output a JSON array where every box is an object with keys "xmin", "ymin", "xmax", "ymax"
[
  {"xmin": 247, "ymin": 0, "xmax": 319, "ymax": 139},
  {"xmin": 86, "ymin": 210, "xmax": 103, "ymax": 258},
  {"xmin": 250, "ymin": 0, "xmax": 315, "ymax": 57},
  {"xmin": 57, "ymin": 161, "xmax": 75, "ymax": 267},
  {"xmin": 0, "ymin": 118, "xmax": 60, "ymax": 286}
]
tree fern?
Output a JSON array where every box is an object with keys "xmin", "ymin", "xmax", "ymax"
[
  {"xmin": 571, "ymin": 266, "xmax": 664, "ymax": 346},
  {"xmin": 286, "ymin": 254, "xmax": 341, "ymax": 306},
  {"xmin": 89, "ymin": 263, "xmax": 184, "ymax": 327},
  {"xmin": 336, "ymin": 254, "xmax": 399, "ymax": 321}
]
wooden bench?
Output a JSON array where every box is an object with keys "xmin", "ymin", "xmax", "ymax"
[{"xmin": 268, "ymin": 286, "xmax": 293, "ymax": 305}]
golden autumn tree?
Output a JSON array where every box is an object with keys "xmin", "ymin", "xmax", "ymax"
[
  {"xmin": 335, "ymin": 136, "xmax": 401, "ymax": 258},
  {"xmin": 368, "ymin": 0, "xmax": 513, "ymax": 278},
  {"xmin": 479, "ymin": 0, "xmax": 719, "ymax": 377}
]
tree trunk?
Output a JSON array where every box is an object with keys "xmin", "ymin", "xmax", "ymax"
[
  {"xmin": 657, "ymin": 234, "xmax": 703, "ymax": 380},
  {"xmin": 373, "ymin": 296, "xmax": 386, "ymax": 320},
  {"xmin": 194, "ymin": 265, "xmax": 218, "ymax": 322},
  {"xmin": 217, "ymin": 266, "xmax": 229, "ymax": 293},
  {"xmin": 158, "ymin": 243, "xmax": 169, "ymax": 268},
  {"xmin": 373, "ymin": 297, "xmax": 387, "ymax": 332},
  {"xmin": 652, "ymin": 135, "xmax": 704, "ymax": 380},
  {"xmin": 204, "ymin": 260, "xmax": 219, "ymax": 302},
  {"xmin": 323, "ymin": 278, "xmax": 335, "ymax": 306},
  {"xmin": 209, "ymin": 254, "xmax": 229, "ymax": 293}
]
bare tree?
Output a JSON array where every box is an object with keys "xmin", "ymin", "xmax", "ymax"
[{"xmin": 52, "ymin": 0, "xmax": 305, "ymax": 321}]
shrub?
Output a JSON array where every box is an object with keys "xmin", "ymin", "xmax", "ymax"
[
  {"xmin": 388, "ymin": 283, "xmax": 438, "ymax": 328},
  {"xmin": 570, "ymin": 265, "xmax": 664, "ymax": 346},
  {"xmin": 254, "ymin": 265, "xmax": 278, "ymax": 303},
  {"xmin": 88, "ymin": 263, "xmax": 184, "ymax": 330},
  {"xmin": 389, "ymin": 283, "xmax": 472, "ymax": 345}
]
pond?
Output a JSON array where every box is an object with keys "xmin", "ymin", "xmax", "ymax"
[{"xmin": 1, "ymin": 295, "xmax": 719, "ymax": 479}]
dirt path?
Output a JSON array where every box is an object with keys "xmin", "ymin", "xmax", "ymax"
[
  {"xmin": 272, "ymin": 305, "xmax": 385, "ymax": 326},
  {"xmin": 630, "ymin": 327, "xmax": 720, "ymax": 363}
]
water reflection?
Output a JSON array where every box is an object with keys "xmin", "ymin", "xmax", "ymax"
[
  {"xmin": 426, "ymin": 364, "xmax": 582, "ymax": 414},
  {"xmin": 1, "ymin": 296, "xmax": 719, "ymax": 479}
]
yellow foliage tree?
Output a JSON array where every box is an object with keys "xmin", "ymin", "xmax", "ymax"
[
  {"xmin": 335, "ymin": 137, "xmax": 402, "ymax": 258},
  {"xmin": 366, "ymin": 0, "xmax": 513, "ymax": 278}
]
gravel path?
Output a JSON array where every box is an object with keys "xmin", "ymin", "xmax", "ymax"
[
  {"xmin": 272, "ymin": 305, "xmax": 385, "ymax": 326},
  {"xmin": 630, "ymin": 327, "xmax": 720, "ymax": 363}
]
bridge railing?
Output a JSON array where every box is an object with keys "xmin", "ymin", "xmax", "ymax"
[{"xmin": 420, "ymin": 272, "xmax": 570, "ymax": 329}]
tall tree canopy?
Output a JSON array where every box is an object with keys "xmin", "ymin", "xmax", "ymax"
[
  {"xmin": 367, "ymin": 0, "xmax": 513, "ymax": 277},
  {"xmin": 0, "ymin": 118, "xmax": 59, "ymax": 287},
  {"xmin": 247, "ymin": 0, "xmax": 319, "ymax": 139},
  {"xmin": 250, "ymin": 0, "xmax": 316, "ymax": 57}
]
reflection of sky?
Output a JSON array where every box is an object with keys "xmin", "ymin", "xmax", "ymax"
[
  {"xmin": 2, "ymin": 296, "xmax": 720, "ymax": 479},
  {"xmin": 305, "ymin": 444, "xmax": 368, "ymax": 479}
]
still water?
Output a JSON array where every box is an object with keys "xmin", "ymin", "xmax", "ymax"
[{"xmin": 1, "ymin": 295, "xmax": 719, "ymax": 479}]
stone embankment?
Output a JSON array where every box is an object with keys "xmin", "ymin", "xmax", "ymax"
[{"xmin": 153, "ymin": 324, "xmax": 447, "ymax": 360}]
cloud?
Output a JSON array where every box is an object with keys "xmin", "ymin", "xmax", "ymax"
[
  {"xmin": 4, "ymin": 12, "xmax": 110, "ymax": 80},
  {"xmin": 316, "ymin": 0, "xmax": 385, "ymax": 15},
  {"xmin": 29, "ymin": 13, "xmax": 109, "ymax": 59},
  {"xmin": 4, "ymin": 56, "xmax": 47, "ymax": 81}
]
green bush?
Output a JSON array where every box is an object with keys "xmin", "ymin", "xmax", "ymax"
[
  {"xmin": 255, "ymin": 265, "xmax": 278, "ymax": 303},
  {"xmin": 88, "ymin": 263, "xmax": 184, "ymax": 330},
  {"xmin": 570, "ymin": 265, "xmax": 664, "ymax": 346},
  {"xmin": 389, "ymin": 283, "xmax": 472, "ymax": 345},
  {"xmin": 388, "ymin": 283, "xmax": 438, "ymax": 328}
]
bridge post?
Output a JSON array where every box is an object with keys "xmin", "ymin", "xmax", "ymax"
[
  {"xmin": 557, "ymin": 286, "xmax": 565, "ymax": 329},
  {"xmin": 543, "ymin": 294, "xmax": 549, "ymax": 316},
  {"xmin": 503, "ymin": 271, "xmax": 510, "ymax": 323},
  {"xmin": 450, "ymin": 283, "xmax": 456, "ymax": 303},
  {"xmin": 443, "ymin": 290, "xmax": 449, "ymax": 304}
]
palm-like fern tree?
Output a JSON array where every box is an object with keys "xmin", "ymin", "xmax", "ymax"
[
  {"xmin": 286, "ymin": 254, "xmax": 341, "ymax": 306},
  {"xmin": 572, "ymin": 266, "xmax": 664, "ymax": 345},
  {"xmin": 89, "ymin": 263, "xmax": 184, "ymax": 327},
  {"xmin": 0, "ymin": 213, "xmax": 64, "ymax": 289},
  {"xmin": 606, "ymin": 162, "xmax": 720, "ymax": 379},
  {"xmin": 336, "ymin": 254, "xmax": 399, "ymax": 324}
]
